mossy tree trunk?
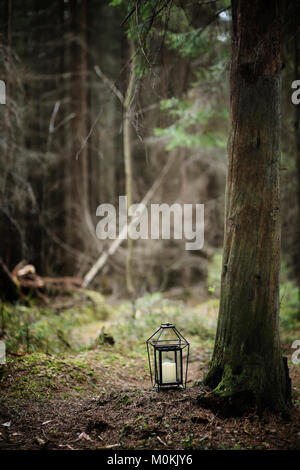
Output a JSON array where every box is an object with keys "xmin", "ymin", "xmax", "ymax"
[{"xmin": 204, "ymin": 0, "xmax": 291, "ymax": 412}]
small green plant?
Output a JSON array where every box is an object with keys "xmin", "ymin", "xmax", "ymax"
[
  {"xmin": 181, "ymin": 432, "xmax": 194, "ymax": 449},
  {"xmin": 232, "ymin": 441, "xmax": 243, "ymax": 450}
]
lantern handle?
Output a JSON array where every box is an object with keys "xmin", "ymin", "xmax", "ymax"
[{"xmin": 160, "ymin": 322, "xmax": 174, "ymax": 328}]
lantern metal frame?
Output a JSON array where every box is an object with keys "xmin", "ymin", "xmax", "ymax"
[{"xmin": 146, "ymin": 323, "xmax": 190, "ymax": 391}]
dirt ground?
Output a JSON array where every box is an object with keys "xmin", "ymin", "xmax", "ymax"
[{"xmin": 1, "ymin": 345, "xmax": 299, "ymax": 450}]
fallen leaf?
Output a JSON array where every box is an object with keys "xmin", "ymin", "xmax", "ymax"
[
  {"xmin": 2, "ymin": 421, "xmax": 11, "ymax": 427},
  {"xmin": 59, "ymin": 444, "xmax": 75, "ymax": 450},
  {"xmin": 35, "ymin": 437, "xmax": 45, "ymax": 446},
  {"xmin": 75, "ymin": 432, "xmax": 93, "ymax": 442},
  {"xmin": 157, "ymin": 436, "xmax": 167, "ymax": 446}
]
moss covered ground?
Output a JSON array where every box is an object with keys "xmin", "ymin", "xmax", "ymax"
[{"xmin": 0, "ymin": 257, "xmax": 299, "ymax": 450}]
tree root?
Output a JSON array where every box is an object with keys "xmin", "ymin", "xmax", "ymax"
[{"xmin": 195, "ymin": 389, "xmax": 256, "ymax": 418}]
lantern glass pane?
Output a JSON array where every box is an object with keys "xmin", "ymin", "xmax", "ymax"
[
  {"xmin": 161, "ymin": 350, "xmax": 175, "ymax": 363},
  {"xmin": 161, "ymin": 350, "xmax": 176, "ymax": 384},
  {"xmin": 154, "ymin": 349, "xmax": 182, "ymax": 385}
]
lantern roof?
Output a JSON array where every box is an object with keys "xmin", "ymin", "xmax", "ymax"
[{"xmin": 146, "ymin": 323, "xmax": 189, "ymax": 348}]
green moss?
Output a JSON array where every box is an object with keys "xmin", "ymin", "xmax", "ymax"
[
  {"xmin": 279, "ymin": 282, "xmax": 300, "ymax": 336},
  {"xmin": 1, "ymin": 290, "xmax": 115, "ymax": 354},
  {"xmin": 206, "ymin": 252, "xmax": 223, "ymax": 296},
  {"xmin": 212, "ymin": 363, "xmax": 254, "ymax": 397},
  {"xmin": 1, "ymin": 352, "xmax": 97, "ymax": 399}
]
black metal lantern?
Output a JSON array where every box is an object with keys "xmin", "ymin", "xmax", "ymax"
[{"xmin": 146, "ymin": 323, "xmax": 190, "ymax": 391}]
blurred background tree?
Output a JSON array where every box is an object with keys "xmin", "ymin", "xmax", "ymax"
[{"xmin": 0, "ymin": 0, "xmax": 298, "ymax": 305}]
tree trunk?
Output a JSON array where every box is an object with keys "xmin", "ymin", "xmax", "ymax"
[
  {"xmin": 68, "ymin": 0, "xmax": 89, "ymax": 271},
  {"xmin": 294, "ymin": 31, "xmax": 300, "ymax": 304},
  {"xmin": 123, "ymin": 38, "xmax": 136, "ymax": 295},
  {"xmin": 3, "ymin": 0, "xmax": 12, "ymax": 192},
  {"xmin": 204, "ymin": 0, "xmax": 291, "ymax": 413}
]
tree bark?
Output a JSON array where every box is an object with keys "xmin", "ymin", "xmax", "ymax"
[
  {"xmin": 294, "ymin": 31, "xmax": 300, "ymax": 303},
  {"xmin": 69, "ymin": 0, "xmax": 88, "ymax": 265},
  {"xmin": 3, "ymin": 0, "xmax": 12, "ymax": 192},
  {"xmin": 123, "ymin": 38, "xmax": 136, "ymax": 295},
  {"xmin": 204, "ymin": 0, "xmax": 291, "ymax": 412}
]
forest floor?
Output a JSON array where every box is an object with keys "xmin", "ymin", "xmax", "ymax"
[{"xmin": 0, "ymin": 289, "xmax": 300, "ymax": 451}]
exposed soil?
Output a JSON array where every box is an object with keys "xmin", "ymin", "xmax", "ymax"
[{"xmin": 0, "ymin": 345, "xmax": 299, "ymax": 450}]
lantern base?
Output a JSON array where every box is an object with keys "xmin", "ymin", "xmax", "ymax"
[{"xmin": 152, "ymin": 383, "xmax": 186, "ymax": 392}]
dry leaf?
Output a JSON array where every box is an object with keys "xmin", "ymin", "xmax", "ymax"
[
  {"xmin": 35, "ymin": 437, "xmax": 45, "ymax": 446},
  {"xmin": 2, "ymin": 421, "xmax": 11, "ymax": 427},
  {"xmin": 75, "ymin": 432, "xmax": 93, "ymax": 442},
  {"xmin": 59, "ymin": 444, "xmax": 75, "ymax": 450}
]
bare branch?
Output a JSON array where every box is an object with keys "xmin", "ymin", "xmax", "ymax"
[
  {"xmin": 75, "ymin": 110, "xmax": 102, "ymax": 161},
  {"xmin": 120, "ymin": 6, "xmax": 135, "ymax": 27},
  {"xmin": 49, "ymin": 101, "xmax": 60, "ymax": 134},
  {"xmin": 82, "ymin": 153, "xmax": 177, "ymax": 288},
  {"xmin": 94, "ymin": 65, "xmax": 124, "ymax": 104},
  {"xmin": 53, "ymin": 112, "xmax": 76, "ymax": 132}
]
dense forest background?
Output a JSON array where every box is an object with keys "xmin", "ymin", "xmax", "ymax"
[
  {"xmin": 1, "ymin": 0, "xmax": 299, "ymax": 300},
  {"xmin": 0, "ymin": 1, "xmax": 296, "ymax": 296},
  {"xmin": 0, "ymin": 0, "xmax": 300, "ymax": 452}
]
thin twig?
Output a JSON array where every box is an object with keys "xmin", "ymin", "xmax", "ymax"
[
  {"xmin": 82, "ymin": 152, "xmax": 176, "ymax": 287},
  {"xmin": 95, "ymin": 65, "xmax": 159, "ymax": 116},
  {"xmin": 75, "ymin": 110, "xmax": 102, "ymax": 161},
  {"xmin": 121, "ymin": 7, "xmax": 135, "ymax": 27},
  {"xmin": 157, "ymin": 436, "xmax": 167, "ymax": 446},
  {"xmin": 49, "ymin": 101, "xmax": 60, "ymax": 134},
  {"xmin": 53, "ymin": 112, "xmax": 76, "ymax": 132},
  {"xmin": 94, "ymin": 65, "xmax": 124, "ymax": 104}
]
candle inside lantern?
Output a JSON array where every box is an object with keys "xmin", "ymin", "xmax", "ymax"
[{"xmin": 162, "ymin": 360, "xmax": 177, "ymax": 383}]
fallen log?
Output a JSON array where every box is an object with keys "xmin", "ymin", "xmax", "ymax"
[
  {"xmin": 1, "ymin": 259, "xmax": 83, "ymax": 302},
  {"xmin": 41, "ymin": 277, "xmax": 83, "ymax": 289}
]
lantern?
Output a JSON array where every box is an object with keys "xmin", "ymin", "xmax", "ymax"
[{"xmin": 146, "ymin": 323, "xmax": 190, "ymax": 391}]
